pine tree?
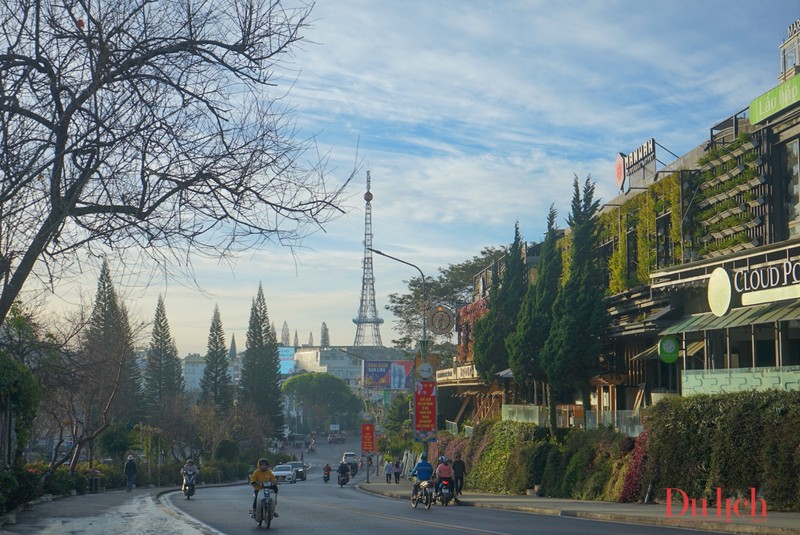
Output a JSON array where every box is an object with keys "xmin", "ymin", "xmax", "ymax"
[
  {"xmin": 200, "ymin": 305, "xmax": 232, "ymax": 412},
  {"xmin": 473, "ymin": 222, "xmax": 527, "ymax": 381},
  {"xmin": 320, "ymin": 322, "xmax": 330, "ymax": 347},
  {"xmin": 143, "ymin": 296, "xmax": 184, "ymax": 422},
  {"xmin": 281, "ymin": 321, "xmax": 290, "ymax": 346},
  {"xmin": 239, "ymin": 284, "xmax": 284, "ymax": 436},
  {"xmin": 228, "ymin": 334, "xmax": 238, "ymax": 362},
  {"xmin": 308, "ymin": 332, "xmax": 314, "ymax": 346},
  {"xmin": 507, "ymin": 207, "xmax": 562, "ymax": 403},
  {"xmin": 84, "ymin": 260, "xmax": 141, "ymax": 423},
  {"xmin": 543, "ymin": 176, "xmax": 610, "ymax": 434},
  {"xmin": 293, "ymin": 330, "xmax": 299, "ymax": 347}
]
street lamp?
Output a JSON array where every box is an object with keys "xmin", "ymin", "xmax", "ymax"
[{"xmin": 366, "ymin": 247, "xmax": 429, "ymax": 363}]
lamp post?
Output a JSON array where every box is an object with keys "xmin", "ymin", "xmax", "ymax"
[
  {"xmin": 366, "ymin": 248, "xmax": 429, "ymax": 364},
  {"xmin": 368, "ymin": 247, "xmax": 436, "ymax": 444}
]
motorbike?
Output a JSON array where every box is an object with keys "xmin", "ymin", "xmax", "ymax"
[
  {"xmin": 337, "ymin": 472, "xmax": 349, "ymax": 487},
  {"xmin": 412, "ymin": 479, "xmax": 435, "ymax": 510},
  {"xmin": 253, "ymin": 486, "xmax": 274, "ymax": 529},
  {"xmin": 182, "ymin": 471, "xmax": 196, "ymax": 499},
  {"xmin": 435, "ymin": 479, "xmax": 454, "ymax": 506},
  {"xmin": 323, "ymin": 471, "xmax": 330, "ymax": 483}
]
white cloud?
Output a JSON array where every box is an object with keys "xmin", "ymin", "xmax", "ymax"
[{"xmin": 33, "ymin": 0, "xmax": 800, "ymax": 355}]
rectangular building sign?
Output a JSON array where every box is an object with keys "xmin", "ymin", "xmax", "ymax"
[
  {"xmin": 750, "ymin": 75, "xmax": 800, "ymax": 124},
  {"xmin": 413, "ymin": 381, "xmax": 437, "ymax": 442}
]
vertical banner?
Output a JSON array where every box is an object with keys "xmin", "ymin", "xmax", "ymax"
[
  {"xmin": 413, "ymin": 381, "xmax": 437, "ymax": 442},
  {"xmin": 361, "ymin": 423, "xmax": 374, "ymax": 453}
]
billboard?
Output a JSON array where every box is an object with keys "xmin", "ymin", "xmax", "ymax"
[
  {"xmin": 363, "ymin": 360, "xmax": 413, "ymax": 389},
  {"xmin": 279, "ymin": 346, "xmax": 295, "ymax": 375},
  {"xmin": 413, "ymin": 381, "xmax": 437, "ymax": 442}
]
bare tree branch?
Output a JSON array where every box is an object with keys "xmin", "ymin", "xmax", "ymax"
[{"xmin": 0, "ymin": 0, "xmax": 351, "ymax": 324}]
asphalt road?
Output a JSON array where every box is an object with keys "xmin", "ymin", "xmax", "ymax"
[{"xmin": 166, "ymin": 441, "xmax": 733, "ymax": 535}]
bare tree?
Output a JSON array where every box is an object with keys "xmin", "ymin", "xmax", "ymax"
[{"xmin": 0, "ymin": 0, "xmax": 351, "ymax": 325}]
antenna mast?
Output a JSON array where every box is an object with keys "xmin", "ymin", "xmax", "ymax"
[{"xmin": 353, "ymin": 171, "xmax": 384, "ymax": 346}]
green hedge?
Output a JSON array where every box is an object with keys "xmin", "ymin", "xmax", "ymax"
[
  {"xmin": 644, "ymin": 390, "xmax": 800, "ymax": 510},
  {"xmin": 431, "ymin": 390, "xmax": 800, "ymax": 510}
]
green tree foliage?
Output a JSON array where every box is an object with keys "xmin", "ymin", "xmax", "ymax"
[
  {"xmin": 543, "ymin": 177, "xmax": 609, "ymax": 435},
  {"xmin": 143, "ymin": 296, "xmax": 185, "ymax": 422},
  {"xmin": 200, "ymin": 305, "xmax": 232, "ymax": 413},
  {"xmin": 281, "ymin": 372, "xmax": 360, "ymax": 432},
  {"xmin": 84, "ymin": 262, "xmax": 142, "ymax": 423},
  {"xmin": 320, "ymin": 322, "xmax": 330, "ymax": 347},
  {"xmin": 507, "ymin": 207, "xmax": 562, "ymax": 400},
  {"xmin": 384, "ymin": 246, "xmax": 503, "ymax": 350},
  {"xmin": 0, "ymin": 353, "xmax": 40, "ymax": 466},
  {"xmin": 238, "ymin": 284, "xmax": 283, "ymax": 436},
  {"xmin": 473, "ymin": 223, "xmax": 527, "ymax": 381}
]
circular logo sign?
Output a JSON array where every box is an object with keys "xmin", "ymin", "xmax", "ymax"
[
  {"xmin": 417, "ymin": 362, "xmax": 433, "ymax": 379},
  {"xmin": 429, "ymin": 306, "xmax": 455, "ymax": 335},
  {"xmin": 659, "ymin": 336, "xmax": 680, "ymax": 364},
  {"xmin": 707, "ymin": 267, "xmax": 732, "ymax": 317}
]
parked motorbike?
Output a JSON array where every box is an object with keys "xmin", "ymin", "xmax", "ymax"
[
  {"xmin": 412, "ymin": 479, "xmax": 435, "ymax": 509},
  {"xmin": 253, "ymin": 486, "xmax": 274, "ymax": 529},
  {"xmin": 337, "ymin": 472, "xmax": 349, "ymax": 487},
  {"xmin": 182, "ymin": 471, "xmax": 196, "ymax": 499}
]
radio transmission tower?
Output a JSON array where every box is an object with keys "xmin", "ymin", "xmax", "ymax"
[{"xmin": 353, "ymin": 171, "xmax": 384, "ymax": 346}]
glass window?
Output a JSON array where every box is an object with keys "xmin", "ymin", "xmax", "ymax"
[
  {"xmin": 784, "ymin": 42, "xmax": 798, "ymax": 73},
  {"xmin": 787, "ymin": 139, "xmax": 800, "ymax": 238}
]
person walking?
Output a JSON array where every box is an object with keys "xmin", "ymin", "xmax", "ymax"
[
  {"xmin": 452, "ymin": 452, "xmax": 466, "ymax": 497},
  {"xmin": 124, "ymin": 455, "xmax": 137, "ymax": 492},
  {"xmin": 393, "ymin": 460, "xmax": 402, "ymax": 484},
  {"xmin": 384, "ymin": 460, "xmax": 393, "ymax": 483}
]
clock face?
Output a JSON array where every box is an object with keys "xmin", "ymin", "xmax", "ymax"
[
  {"xmin": 429, "ymin": 306, "xmax": 455, "ymax": 335},
  {"xmin": 662, "ymin": 338, "xmax": 677, "ymax": 353},
  {"xmin": 417, "ymin": 362, "xmax": 434, "ymax": 379}
]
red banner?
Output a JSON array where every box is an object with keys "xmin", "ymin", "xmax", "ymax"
[
  {"xmin": 361, "ymin": 423, "xmax": 374, "ymax": 453},
  {"xmin": 414, "ymin": 381, "xmax": 437, "ymax": 442}
]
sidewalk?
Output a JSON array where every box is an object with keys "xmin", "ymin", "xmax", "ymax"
[
  {"xmin": 0, "ymin": 486, "xmax": 208, "ymax": 534},
  {"xmin": 358, "ymin": 478, "xmax": 800, "ymax": 535}
]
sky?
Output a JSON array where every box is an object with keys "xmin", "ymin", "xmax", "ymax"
[{"xmin": 41, "ymin": 0, "xmax": 800, "ymax": 357}]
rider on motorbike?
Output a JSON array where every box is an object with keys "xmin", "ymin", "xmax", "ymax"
[
  {"xmin": 435, "ymin": 455, "xmax": 458, "ymax": 503},
  {"xmin": 180, "ymin": 459, "xmax": 199, "ymax": 493},
  {"xmin": 410, "ymin": 452, "xmax": 433, "ymax": 497},
  {"xmin": 337, "ymin": 460, "xmax": 351, "ymax": 477},
  {"xmin": 323, "ymin": 462, "xmax": 332, "ymax": 476},
  {"xmin": 249, "ymin": 458, "xmax": 279, "ymax": 518}
]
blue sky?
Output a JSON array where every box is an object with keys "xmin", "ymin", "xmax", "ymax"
[{"xmin": 47, "ymin": 1, "xmax": 800, "ymax": 356}]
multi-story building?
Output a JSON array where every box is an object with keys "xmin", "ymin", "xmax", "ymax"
[{"xmin": 439, "ymin": 19, "xmax": 800, "ymax": 434}]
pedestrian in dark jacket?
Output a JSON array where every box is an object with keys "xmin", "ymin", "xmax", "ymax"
[
  {"xmin": 452, "ymin": 453, "xmax": 466, "ymax": 496},
  {"xmin": 124, "ymin": 455, "xmax": 137, "ymax": 492}
]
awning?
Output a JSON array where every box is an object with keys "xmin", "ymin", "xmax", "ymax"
[
  {"xmin": 685, "ymin": 340, "xmax": 705, "ymax": 356},
  {"xmin": 660, "ymin": 300, "xmax": 800, "ymax": 335},
  {"xmin": 630, "ymin": 340, "xmax": 705, "ymax": 362},
  {"xmin": 630, "ymin": 344, "xmax": 659, "ymax": 362}
]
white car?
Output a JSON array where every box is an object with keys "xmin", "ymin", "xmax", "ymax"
[{"xmin": 272, "ymin": 464, "xmax": 296, "ymax": 484}]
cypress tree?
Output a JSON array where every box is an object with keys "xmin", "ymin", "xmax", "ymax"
[
  {"xmin": 320, "ymin": 322, "xmax": 330, "ymax": 347},
  {"xmin": 199, "ymin": 305, "xmax": 232, "ymax": 412},
  {"xmin": 473, "ymin": 222, "xmax": 527, "ymax": 381},
  {"xmin": 239, "ymin": 284, "xmax": 284, "ymax": 436},
  {"xmin": 543, "ymin": 176, "xmax": 610, "ymax": 435},
  {"xmin": 144, "ymin": 296, "xmax": 184, "ymax": 421},
  {"xmin": 507, "ymin": 206, "xmax": 562, "ymax": 403}
]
